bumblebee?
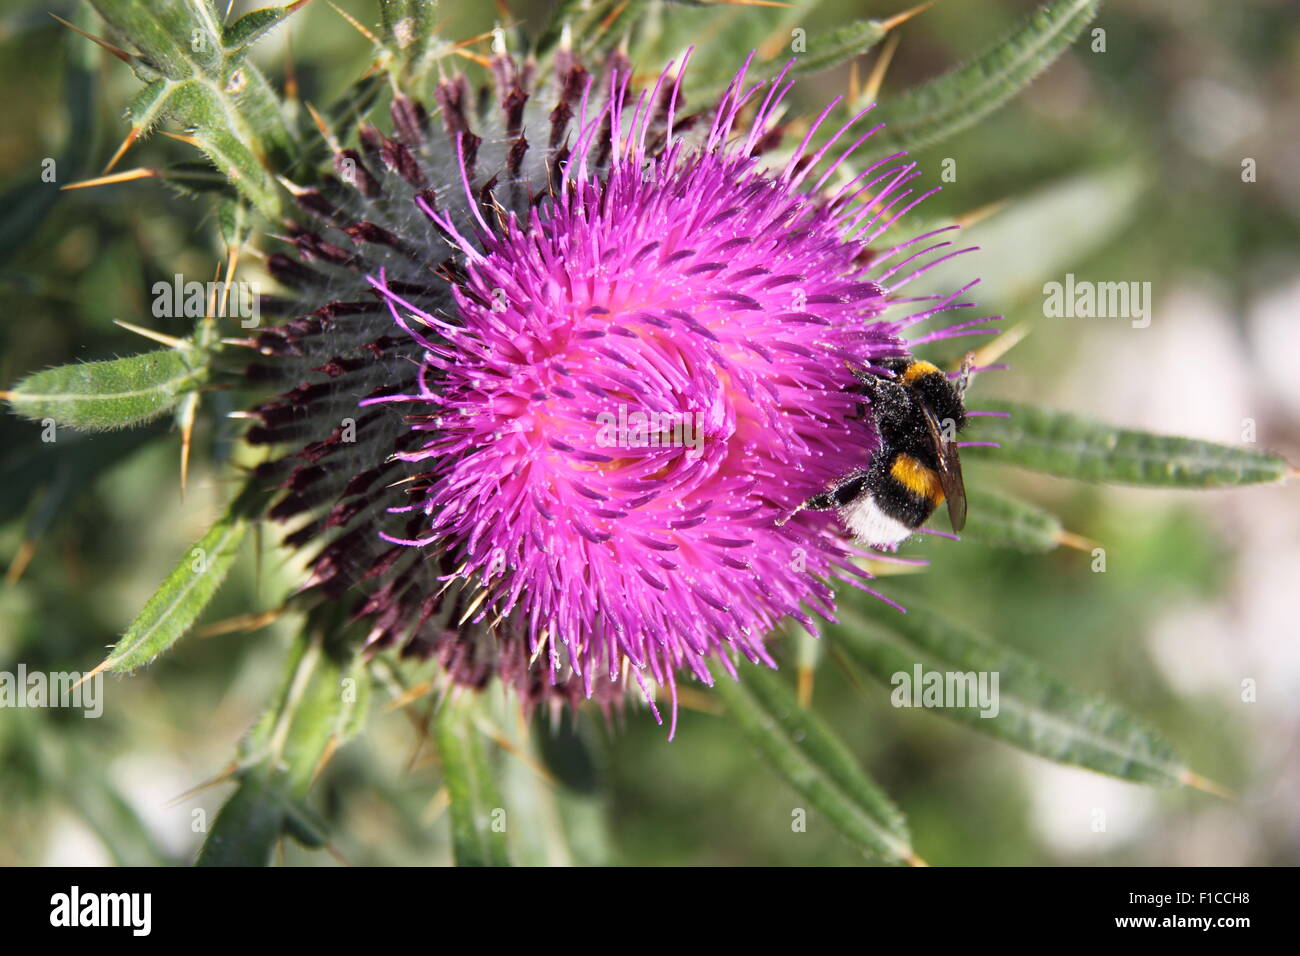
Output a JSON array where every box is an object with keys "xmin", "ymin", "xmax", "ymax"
[{"xmin": 783, "ymin": 355, "xmax": 971, "ymax": 548}]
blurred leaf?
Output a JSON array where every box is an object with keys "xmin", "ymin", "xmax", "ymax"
[
  {"xmin": 713, "ymin": 662, "xmax": 915, "ymax": 864},
  {"xmin": 195, "ymin": 770, "xmax": 286, "ymax": 866},
  {"xmin": 0, "ymin": 426, "xmax": 159, "ymax": 527},
  {"xmin": 868, "ymin": 0, "xmax": 1100, "ymax": 155},
  {"xmin": 379, "ymin": 0, "xmax": 440, "ymax": 81},
  {"xmin": 100, "ymin": 482, "xmax": 262, "ymax": 674},
  {"xmin": 0, "ymin": 7, "xmax": 98, "ymax": 266},
  {"xmin": 6, "ymin": 347, "xmax": 209, "ymax": 432},
  {"xmin": 201, "ymin": 623, "xmax": 370, "ymax": 865},
  {"xmin": 432, "ymin": 695, "xmax": 511, "ymax": 867},
  {"xmin": 899, "ymin": 165, "xmax": 1146, "ymax": 305},
  {"xmin": 965, "ymin": 400, "xmax": 1291, "ymax": 486},
  {"xmin": 831, "ymin": 599, "xmax": 1192, "ymax": 786},
  {"xmin": 240, "ymin": 625, "xmax": 371, "ymax": 795},
  {"xmin": 960, "ymin": 486, "xmax": 1064, "ymax": 552},
  {"xmin": 782, "ymin": 19, "xmax": 890, "ymax": 77}
]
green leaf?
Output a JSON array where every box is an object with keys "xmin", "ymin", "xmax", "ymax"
[
  {"xmin": 6, "ymin": 348, "xmax": 208, "ymax": 431},
  {"xmin": 100, "ymin": 483, "xmax": 263, "ymax": 674},
  {"xmin": 432, "ymin": 695, "xmax": 511, "ymax": 867},
  {"xmin": 868, "ymin": 0, "xmax": 1100, "ymax": 155},
  {"xmin": 961, "ymin": 487, "xmax": 1064, "ymax": 552},
  {"xmin": 830, "ymin": 599, "xmax": 1194, "ymax": 786},
  {"xmin": 223, "ymin": 2, "xmax": 307, "ymax": 56},
  {"xmin": 195, "ymin": 770, "xmax": 285, "ymax": 867},
  {"xmin": 712, "ymin": 661, "xmax": 915, "ymax": 864},
  {"xmin": 965, "ymin": 400, "xmax": 1291, "ymax": 487}
]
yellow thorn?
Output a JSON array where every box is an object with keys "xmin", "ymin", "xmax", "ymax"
[
  {"xmin": 1179, "ymin": 770, "xmax": 1235, "ymax": 801},
  {"xmin": 848, "ymin": 58, "xmax": 861, "ymax": 106},
  {"xmin": 178, "ymin": 394, "xmax": 196, "ymax": 500},
  {"xmin": 421, "ymin": 786, "xmax": 451, "ymax": 825},
  {"xmin": 311, "ymin": 734, "xmax": 340, "ymax": 786},
  {"xmin": 284, "ymin": 30, "xmax": 298, "ymax": 103},
  {"xmin": 598, "ymin": 0, "xmax": 630, "ymax": 32},
  {"xmin": 70, "ymin": 657, "xmax": 111, "ymax": 693},
  {"xmin": 157, "ymin": 129, "xmax": 203, "ymax": 150},
  {"xmin": 962, "ymin": 319, "xmax": 1030, "ymax": 370},
  {"xmin": 304, "ymin": 102, "xmax": 342, "ymax": 154},
  {"xmin": 879, "ymin": 1, "xmax": 936, "ymax": 33},
  {"xmin": 321, "ymin": 841, "xmax": 350, "ymax": 866},
  {"xmin": 452, "ymin": 26, "xmax": 516, "ymax": 51},
  {"xmin": 905, "ymin": 851, "xmax": 930, "ymax": 867},
  {"xmin": 860, "ymin": 32, "xmax": 900, "ymax": 106},
  {"xmin": 450, "ymin": 48, "xmax": 492, "ymax": 68},
  {"xmin": 457, "ymin": 587, "xmax": 491, "ymax": 626},
  {"xmin": 796, "ymin": 664, "xmax": 814, "ymax": 708},
  {"xmin": 674, "ymin": 685, "xmax": 723, "ymax": 715},
  {"xmin": 163, "ymin": 762, "xmax": 240, "ymax": 808},
  {"xmin": 5, "ymin": 539, "xmax": 37, "ymax": 586},
  {"xmin": 475, "ymin": 718, "xmax": 558, "ymax": 787},
  {"xmin": 102, "ymin": 127, "xmax": 140, "ymax": 174},
  {"xmin": 286, "ymin": 0, "xmax": 314, "ymax": 18},
  {"xmin": 196, "ymin": 608, "xmax": 286, "ymax": 638},
  {"xmin": 327, "ymin": 1, "xmax": 379, "ymax": 44},
  {"xmin": 711, "ymin": 0, "xmax": 792, "ymax": 7},
  {"xmin": 61, "ymin": 168, "xmax": 159, "ymax": 190},
  {"xmin": 112, "ymin": 319, "xmax": 189, "ymax": 350},
  {"xmin": 384, "ymin": 678, "xmax": 436, "ymax": 712},
  {"xmin": 855, "ymin": 556, "xmax": 928, "ymax": 576},
  {"xmin": 49, "ymin": 13, "xmax": 134, "ymax": 64},
  {"xmin": 953, "ymin": 198, "xmax": 1009, "ymax": 230},
  {"xmin": 221, "ymin": 241, "xmax": 242, "ymax": 323},
  {"xmin": 1055, "ymin": 530, "xmax": 1098, "ymax": 552}
]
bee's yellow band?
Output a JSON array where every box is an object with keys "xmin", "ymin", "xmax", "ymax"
[
  {"xmin": 890, "ymin": 453, "xmax": 946, "ymax": 505},
  {"xmin": 901, "ymin": 360, "xmax": 940, "ymax": 384}
]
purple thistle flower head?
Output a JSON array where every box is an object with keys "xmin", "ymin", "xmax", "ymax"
[{"xmin": 361, "ymin": 55, "xmax": 983, "ymax": 733}]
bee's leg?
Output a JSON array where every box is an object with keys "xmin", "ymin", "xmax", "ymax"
[
  {"xmin": 776, "ymin": 474, "xmax": 869, "ymax": 526},
  {"xmin": 955, "ymin": 351, "xmax": 977, "ymax": 400}
]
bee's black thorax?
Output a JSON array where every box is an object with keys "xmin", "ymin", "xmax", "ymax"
[{"xmin": 856, "ymin": 358, "xmax": 966, "ymax": 528}]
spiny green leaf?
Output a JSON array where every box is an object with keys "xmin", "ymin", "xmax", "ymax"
[
  {"xmin": 964, "ymin": 400, "xmax": 1291, "ymax": 487},
  {"xmin": 433, "ymin": 695, "xmax": 512, "ymax": 867},
  {"xmin": 6, "ymin": 348, "xmax": 209, "ymax": 432},
  {"xmin": 223, "ymin": 2, "xmax": 308, "ymax": 57},
  {"xmin": 100, "ymin": 482, "xmax": 264, "ymax": 673},
  {"xmin": 961, "ymin": 486, "xmax": 1064, "ymax": 552},
  {"xmin": 712, "ymin": 662, "xmax": 915, "ymax": 864},
  {"xmin": 830, "ymin": 599, "xmax": 1194, "ymax": 786},
  {"xmin": 868, "ymin": 0, "xmax": 1100, "ymax": 155},
  {"xmin": 89, "ymin": 0, "xmax": 297, "ymax": 218}
]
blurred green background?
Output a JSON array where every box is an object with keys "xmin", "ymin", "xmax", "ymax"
[{"xmin": 1, "ymin": 0, "xmax": 1298, "ymax": 865}]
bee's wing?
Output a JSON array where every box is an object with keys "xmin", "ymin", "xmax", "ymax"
[{"xmin": 921, "ymin": 404, "xmax": 967, "ymax": 532}]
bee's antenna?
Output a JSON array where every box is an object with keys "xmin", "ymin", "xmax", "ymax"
[{"xmin": 955, "ymin": 351, "xmax": 976, "ymax": 399}]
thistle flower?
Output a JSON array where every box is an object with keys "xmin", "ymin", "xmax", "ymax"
[{"xmin": 245, "ymin": 49, "xmax": 986, "ymax": 733}]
